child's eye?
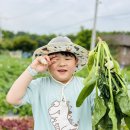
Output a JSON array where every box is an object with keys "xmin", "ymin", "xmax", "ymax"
[
  {"xmin": 52, "ymin": 58, "xmax": 59, "ymax": 61},
  {"xmin": 65, "ymin": 58, "xmax": 71, "ymax": 60}
]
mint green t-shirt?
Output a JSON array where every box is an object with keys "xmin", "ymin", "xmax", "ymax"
[{"xmin": 19, "ymin": 76, "xmax": 95, "ymax": 130}]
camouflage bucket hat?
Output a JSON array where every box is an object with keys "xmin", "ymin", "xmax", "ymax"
[{"xmin": 32, "ymin": 36, "xmax": 89, "ymax": 71}]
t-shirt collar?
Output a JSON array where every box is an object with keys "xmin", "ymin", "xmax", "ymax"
[{"xmin": 50, "ymin": 74, "xmax": 74, "ymax": 86}]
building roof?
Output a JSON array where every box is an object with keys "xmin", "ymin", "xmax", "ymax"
[{"xmin": 101, "ymin": 34, "xmax": 130, "ymax": 46}]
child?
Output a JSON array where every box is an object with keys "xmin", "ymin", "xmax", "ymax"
[{"xmin": 6, "ymin": 36, "xmax": 95, "ymax": 130}]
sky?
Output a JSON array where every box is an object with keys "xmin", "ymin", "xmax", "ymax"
[{"xmin": 0, "ymin": 0, "xmax": 130, "ymax": 35}]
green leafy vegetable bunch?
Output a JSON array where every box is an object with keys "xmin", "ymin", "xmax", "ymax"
[{"xmin": 76, "ymin": 38, "xmax": 130, "ymax": 130}]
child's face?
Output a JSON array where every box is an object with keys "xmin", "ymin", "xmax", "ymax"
[{"xmin": 48, "ymin": 53, "xmax": 78, "ymax": 83}]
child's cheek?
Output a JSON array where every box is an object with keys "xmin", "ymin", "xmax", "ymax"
[
  {"xmin": 49, "ymin": 60, "xmax": 57, "ymax": 67},
  {"xmin": 51, "ymin": 61, "xmax": 56, "ymax": 65},
  {"xmin": 69, "ymin": 66, "xmax": 76, "ymax": 72}
]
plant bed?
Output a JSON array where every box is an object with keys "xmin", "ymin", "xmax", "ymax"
[{"xmin": 0, "ymin": 116, "xmax": 34, "ymax": 130}]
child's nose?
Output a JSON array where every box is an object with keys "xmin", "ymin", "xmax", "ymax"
[{"xmin": 58, "ymin": 60, "xmax": 67, "ymax": 67}]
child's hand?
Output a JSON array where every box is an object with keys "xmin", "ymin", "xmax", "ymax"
[{"xmin": 30, "ymin": 55, "xmax": 56, "ymax": 73}]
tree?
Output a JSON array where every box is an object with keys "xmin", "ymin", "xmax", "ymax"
[
  {"xmin": 36, "ymin": 34, "xmax": 56, "ymax": 47},
  {"xmin": 2, "ymin": 30, "xmax": 15, "ymax": 39},
  {"xmin": 13, "ymin": 36, "xmax": 38, "ymax": 52},
  {"xmin": 0, "ymin": 39, "xmax": 14, "ymax": 50},
  {"xmin": 67, "ymin": 34, "xmax": 77, "ymax": 43},
  {"xmin": 75, "ymin": 27, "xmax": 92, "ymax": 50}
]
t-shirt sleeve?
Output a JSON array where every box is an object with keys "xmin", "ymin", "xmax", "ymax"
[{"xmin": 14, "ymin": 78, "xmax": 42, "ymax": 108}]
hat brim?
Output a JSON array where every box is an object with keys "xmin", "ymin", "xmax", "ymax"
[{"xmin": 32, "ymin": 43, "xmax": 89, "ymax": 71}]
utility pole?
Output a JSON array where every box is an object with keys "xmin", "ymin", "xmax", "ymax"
[
  {"xmin": 0, "ymin": 29, "xmax": 2, "ymax": 40},
  {"xmin": 90, "ymin": 0, "xmax": 99, "ymax": 50},
  {"xmin": 0, "ymin": 18, "xmax": 3, "ymax": 40}
]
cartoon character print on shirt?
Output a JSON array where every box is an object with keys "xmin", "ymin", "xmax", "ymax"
[{"xmin": 48, "ymin": 100, "xmax": 79, "ymax": 130}]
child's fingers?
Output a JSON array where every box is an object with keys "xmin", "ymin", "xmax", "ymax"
[
  {"xmin": 49, "ymin": 55, "xmax": 58, "ymax": 65},
  {"xmin": 37, "ymin": 55, "xmax": 49, "ymax": 65},
  {"xmin": 41, "ymin": 57, "xmax": 51, "ymax": 65},
  {"xmin": 40, "ymin": 58, "xmax": 48, "ymax": 65},
  {"xmin": 49, "ymin": 54, "xmax": 57, "ymax": 60},
  {"xmin": 34, "ymin": 54, "xmax": 57, "ymax": 66},
  {"xmin": 43, "ymin": 55, "xmax": 50, "ymax": 63}
]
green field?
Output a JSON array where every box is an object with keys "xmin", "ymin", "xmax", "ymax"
[{"xmin": 0, "ymin": 54, "xmax": 32, "ymax": 116}]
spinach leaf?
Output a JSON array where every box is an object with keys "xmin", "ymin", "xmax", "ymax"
[
  {"xmin": 83, "ymin": 65, "xmax": 97, "ymax": 85},
  {"xmin": 113, "ymin": 59, "xmax": 121, "ymax": 75},
  {"xmin": 99, "ymin": 113, "xmax": 113, "ymax": 130},
  {"xmin": 108, "ymin": 101, "xmax": 118, "ymax": 130},
  {"xmin": 93, "ymin": 96, "xmax": 106, "ymax": 126},
  {"xmin": 116, "ymin": 91, "xmax": 130, "ymax": 116},
  {"xmin": 114, "ymin": 97, "xmax": 124, "ymax": 130},
  {"xmin": 98, "ymin": 69, "xmax": 110, "ymax": 99},
  {"xmin": 124, "ymin": 115, "xmax": 130, "ymax": 129},
  {"xmin": 87, "ymin": 50, "xmax": 96, "ymax": 71},
  {"xmin": 76, "ymin": 74, "xmax": 97, "ymax": 107}
]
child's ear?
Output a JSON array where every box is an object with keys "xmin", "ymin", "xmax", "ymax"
[{"xmin": 75, "ymin": 58, "xmax": 78, "ymax": 65}]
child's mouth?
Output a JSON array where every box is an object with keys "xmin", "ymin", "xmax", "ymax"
[{"xmin": 57, "ymin": 69, "xmax": 67, "ymax": 72}]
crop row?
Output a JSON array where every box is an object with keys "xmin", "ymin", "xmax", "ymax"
[{"xmin": 0, "ymin": 117, "xmax": 34, "ymax": 130}]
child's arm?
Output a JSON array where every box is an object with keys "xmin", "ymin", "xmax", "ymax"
[
  {"xmin": 6, "ymin": 68, "xmax": 33, "ymax": 105},
  {"xmin": 6, "ymin": 55, "xmax": 55, "ymax": 105}
]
